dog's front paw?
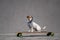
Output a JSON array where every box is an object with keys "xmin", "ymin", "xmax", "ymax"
[{"xmin": 28, "ymin": 30, "xmax": 31, "ymax": 32}]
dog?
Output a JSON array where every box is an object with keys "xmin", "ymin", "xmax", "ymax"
[{"xmin": 26, "ymin": 16, "xmax": 46, "ymax": 32}]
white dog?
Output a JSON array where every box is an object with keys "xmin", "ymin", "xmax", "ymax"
[{"xmin": 26, "ymin": 16, "xmax": 46, "ymax": 32}]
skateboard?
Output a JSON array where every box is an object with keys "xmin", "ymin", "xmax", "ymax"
[{"xmin": 17, "ymin": 31, "xmax": 54, "ymax": 37}]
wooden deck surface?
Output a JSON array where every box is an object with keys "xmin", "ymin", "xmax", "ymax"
[{"xmin": 18, "ymin": 31, "xmax": 48, "ymax": 33}]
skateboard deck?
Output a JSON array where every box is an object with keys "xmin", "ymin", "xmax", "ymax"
[{"xmin": 17, "ymin": 31, "xmax": 54, "ymax": 37}]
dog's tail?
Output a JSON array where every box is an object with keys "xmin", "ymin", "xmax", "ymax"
[{"xmin": 42, "ymin": 26, "xmax": 47, "ymax": 30}]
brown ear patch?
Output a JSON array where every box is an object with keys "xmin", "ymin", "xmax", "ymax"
[{"xmin": 27, "ymin": 16, "xmax": 32, "ymax": 18}]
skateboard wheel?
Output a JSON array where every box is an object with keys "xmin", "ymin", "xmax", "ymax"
[
  {"xmin": 47, "ymin": 32, "xmax": 51, "ymax": 36},
  {"xmin": 51, "ymin": 32, "xmax": 54, "ymax": 36},
  {"xmin": 47, "ymin": 32, "xmax": 54, "ymax": 36},
  {"xmin": 17, "ymin": 33, "xmax": 22, "ymax": 37}
]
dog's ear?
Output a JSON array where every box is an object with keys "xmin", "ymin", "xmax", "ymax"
[{"xmin": 27, "ymin": 16, "xmax": 32, "ymax": 18}]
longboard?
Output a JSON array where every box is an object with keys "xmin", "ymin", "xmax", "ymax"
[{"xmin": 17, "ymin": 31, "xmax": 54, "ymax": 37}]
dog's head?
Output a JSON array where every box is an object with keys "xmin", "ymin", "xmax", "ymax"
[{"xmin": 26, "ymin": 16, "xmax": 33, "ymax": 21}]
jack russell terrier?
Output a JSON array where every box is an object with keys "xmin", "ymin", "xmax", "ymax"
[{"xmin": 26, "ymin": 16, "xmax": 46, "ymax": 32}]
